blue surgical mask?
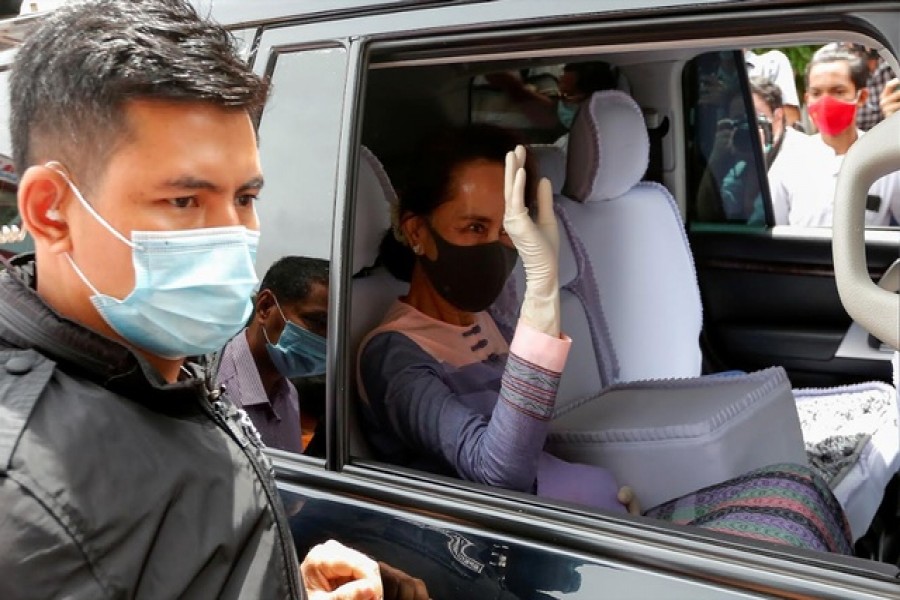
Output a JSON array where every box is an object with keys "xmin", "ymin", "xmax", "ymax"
[
  {"xmin": 557, "ymin": 100, "xmax": 579, "ymax": 129},
  {"xmin": 264, "ymin": 296, "xmax": 327, "ymax": 378},
  {"xmin": 54, "ymin": 165, "xmax": 259, "ymax": 359}
]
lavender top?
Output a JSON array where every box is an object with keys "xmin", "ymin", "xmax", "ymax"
[
  {"xmin": 217, "ymin": 330, "xmax": 302, "ymax": 454},
  {"xmin": 358, "ymin": 300, "xmax": 624, "ymax": 512}
]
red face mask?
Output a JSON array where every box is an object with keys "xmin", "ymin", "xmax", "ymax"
[{"xmin": 808, "ymin": 94, "xmax": 858, "ymax": 136}]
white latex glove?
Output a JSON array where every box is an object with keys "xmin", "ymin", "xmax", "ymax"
[{"xmin": 504, "ymin": 145, "xmax": 561, "ymax": 337}]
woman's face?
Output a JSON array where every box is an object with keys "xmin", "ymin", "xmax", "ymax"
[{"xmin": 412, "ymin": 159, "xmax": 511, "ymax": 259}]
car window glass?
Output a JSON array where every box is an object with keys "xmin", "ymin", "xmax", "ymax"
[
  {"xmin": 684, "ymin": 50, "xmax": 770, "ymax": 228},
  {"xmin": 256, "ymin": 46, "xmax": 346, "ymax": 270},
  {"xmin": 688, "ymin": 45, "xmax": 900, "ymax": 230},
  {"xmin": 255, "ymin": 44, "xmax": 347, "ymax": 458}
]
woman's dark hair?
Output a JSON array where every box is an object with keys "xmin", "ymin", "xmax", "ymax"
[{"xmin": 379, "ymin": 124, "xmax": 537, "ymax": 282}]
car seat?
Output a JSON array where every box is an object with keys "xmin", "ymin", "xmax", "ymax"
[
  {"xmin": 533, "ymin": 90, "xmax": 900, "ymax": 539},
  {"xmin": 348, "ymin": 146, "xmax": 407, "ymax": 459}
]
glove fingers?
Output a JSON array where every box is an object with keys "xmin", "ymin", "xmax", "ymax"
[
  {"xmin": 514, "ymin": 144, "xmax": 526, "ymax": 167},
  {"xmin": 535, "ymin": 177, "xmax": 560, "ymax": 253},
  {"xmin": 504, "ymin": 150, "xmax": 517, "ymax": 208}
]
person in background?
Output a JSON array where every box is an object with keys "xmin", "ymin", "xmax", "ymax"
[
  {"xmin": 218, "ymin": 256, "xmax": 329, "ymax": 455},
  {"xmin": 0, "ymin": 1, "xmax": 381, "ymax": 598},
  {"xmin": 745, "ymin": 48, "xmax": 802, "ymax": 127},
  {"xmin": 879, "ymin": 76, "xmax": 900, "ymax": 119},
  {"xmin": 770, "ymin": 44, "xmax": 900, "ymax": 226},
  {"xmin": 554, "ymin": 62, "xmax": 622, "ymax": 130},
  {"xmin": 847, "ymin": 44, "xmax": 896, "ymax": 131},
  {"xmin": 484, "ymin": 61, "xmax": 620, "ymax": 135},
  {"xmin": 751, "ymin": 76, "xmax": 827, "ymax": 224}
]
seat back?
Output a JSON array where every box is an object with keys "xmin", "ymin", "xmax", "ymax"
[
  {"xmin": 348, "ymin": 147, "xmax": 406, "ymax": 458},
  {"xmin": 560, "ymin": 90, "xmax": 703, "ymax": 383}
]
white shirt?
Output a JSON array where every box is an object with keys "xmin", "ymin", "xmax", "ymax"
[
  {"xmin": 745, "ymin": 49, "xmax": 800, "ymax": 108},
  {"xmin": 769, "ymin": 129, "xmax": 900, "ymax": 227}
]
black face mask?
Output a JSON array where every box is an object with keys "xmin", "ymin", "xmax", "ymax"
[{"xmin": 419, "ymin": 222, "xmax": 518, "ymax": 313}]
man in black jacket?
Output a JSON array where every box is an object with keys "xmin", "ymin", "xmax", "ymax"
[{"xmin": 0, "ymin": 1, "xmax": 381, "ymax": 598}]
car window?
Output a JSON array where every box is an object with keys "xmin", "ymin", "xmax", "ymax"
[
  {"xmin": 256, "ymin": 45, "xmax": 346, "ymax": 271},
  {"xmin": 688, "ymin": 44, "xmax": 900, "ymax": 230},
  {"xmin": 684, "ymin": 50, "xmax": 770, "ymax": 228},
  {"xmin": 254, "ymin": 43, "xmax": 348, "ymax": 459}
]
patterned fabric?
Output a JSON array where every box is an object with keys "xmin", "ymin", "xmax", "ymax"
[
  {"xmin": 645, "ymin": 463, "xmax": 853, "ymax": 555},
  {"xmin": 858, "ymin": 59, "xmax": 896, "ymax": 131},
  {"xmin": 500, "ymin": 353, "xmax": 558, "ymax": 420}
]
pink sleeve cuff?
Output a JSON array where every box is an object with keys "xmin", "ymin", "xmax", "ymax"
[{"xmin": 508, "ymin": 319, "xmax": 572, "ymax": 373}]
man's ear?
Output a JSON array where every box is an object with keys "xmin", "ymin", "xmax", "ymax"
[
  {"xmin": 857, "ymin": 87, "xmax": 869, "ymax": 107},
  {"xmin": 255, "ymin": 288, "xmax": 277, "ymax": 321},
  {"xmin": 18, "ymin": 165, "xmax": 72, "ymax": 254}
]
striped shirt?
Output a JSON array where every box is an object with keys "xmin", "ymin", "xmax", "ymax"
[{"xmin": 217, "ymin": 330, "xmax": 303, "ymax": 454}]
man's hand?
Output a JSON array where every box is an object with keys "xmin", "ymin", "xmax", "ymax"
[
  {"xmin": 301, "ymin": 540, "xmax": 383, "ymax": 600},
  {"xmin": 880, "ymin": 78, "xmax": 900, "ymax": 119}
]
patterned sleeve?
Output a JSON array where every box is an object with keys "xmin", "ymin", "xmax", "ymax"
[{"xmin": 359, "ymin": 323, "xmax": 570, "ymax": 492}]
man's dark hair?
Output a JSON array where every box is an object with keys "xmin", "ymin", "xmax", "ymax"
[
  {"xmin": 260, "ymin": 256, "xmax": 330, "ymax": 305},
  {"xmin": 10, "ymin": 0, "xmax": 269, "ymax": 189},
  {"xmin": 806, "ymin": 44, "xmax": 868, "ymax": 92},
  {"xmin": 749, "ymin": 76, "xmax": 784, "ymax": 112}
]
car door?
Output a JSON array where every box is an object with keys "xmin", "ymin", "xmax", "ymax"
[
  {"xmin": 247, "ymin": 15, "xmax": 766, "ymax": 600},
  {"xmin": 241, "ymin": 2, "xmax": 900, "ymax": 598},
  {"xmin": 684, "ymin": 8, "xmax": 900, "ymax": 390}
]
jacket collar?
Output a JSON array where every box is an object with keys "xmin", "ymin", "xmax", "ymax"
[{"xmin": 0, "ymin": 254, "xmax": 208, "ymax": 412}]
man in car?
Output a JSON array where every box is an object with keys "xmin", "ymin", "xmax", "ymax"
[
  {"xmin": 770, "ymin": 44, "xmax": 900, "ymax": 226},
  {"xmin": 218, "ymin": 256, "xmax": 329, "ymax": 455},
  {"xmin": 0, "ymin": 1, "xmax": 382, "ymax": 598}
]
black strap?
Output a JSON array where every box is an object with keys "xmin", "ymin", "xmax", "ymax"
[{"xmin": 644, "ymin": 115, "xmax": 670, "ymax": 184}]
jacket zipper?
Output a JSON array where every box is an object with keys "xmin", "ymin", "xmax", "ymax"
[{"xmin": 197, "ymin": 386, "xmax": 304, "ymax": 599}]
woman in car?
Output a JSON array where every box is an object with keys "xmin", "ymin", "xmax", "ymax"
[{"xmin": 357, "ymin": 124, "xmax": 852, "ymax": 555}]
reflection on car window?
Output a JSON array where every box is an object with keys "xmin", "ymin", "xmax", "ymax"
[
  {"xmin": 686, "ymin": 51, "xmax": 769, "ymax": 227},
  {"xmin": 471, "ymin": 62, "xmax": 623, "ymax": 145}
]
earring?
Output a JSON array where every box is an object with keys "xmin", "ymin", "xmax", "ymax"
[{"xmin": 412, "ymin": 243, "xmax": 423, "ymax": 255}]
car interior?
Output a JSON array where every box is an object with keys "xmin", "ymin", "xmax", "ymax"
[{"xmin": 348, "ymin": 38, "xmax": 900, "ymax": 570}]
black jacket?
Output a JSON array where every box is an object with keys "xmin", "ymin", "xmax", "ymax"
[{"xmin": 0, "ymin": 256, "xmax": 303, "ymax": 599}]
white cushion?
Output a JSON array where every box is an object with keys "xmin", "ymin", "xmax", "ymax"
[
  {"xmin": 352, "ymin": 147, "xmax": 396, "ymax": 275},
  {"xmin": 558, "ymin": 190, "xmax": 703, "ymax": 382},
  {"xmin": 563, "ymin": 90, "xmax": 650, "ymax": 202},
  {"xmin": 546, "ymin": 367, "xmax": 806, "ymax": 509},
  {"xmin": 795, "ymin": 381, "xmax": 900, "ymax": 540}
]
